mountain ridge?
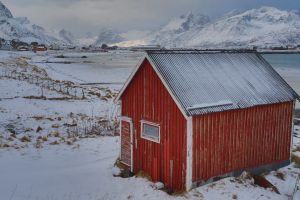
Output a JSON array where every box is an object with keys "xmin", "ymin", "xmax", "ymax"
[{"xmin": 149, "ymin": 6, "xmax": 300, "ymax": 48}]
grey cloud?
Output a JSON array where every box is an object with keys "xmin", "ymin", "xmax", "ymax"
[{"xmin": 1, "ymin": 0, "xmax": 300, "ymax": 37}]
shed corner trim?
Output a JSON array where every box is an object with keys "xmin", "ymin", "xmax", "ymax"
[{"xmin": 186, "ymin": 116, "xmax": 193, "ymax": 191}]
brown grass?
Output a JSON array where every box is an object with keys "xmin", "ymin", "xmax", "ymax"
[
  {"xmin": 37, "ymin": 136, "xmax": 48, "ymax": 142},
  {"xmin": 32, "ymin": 116, "xmax": 44, "ymax": 120},
  {"xmin": 135, "ymin": 171, "xmax": 152, "ymax": 181},
  {"xmin": 51, "ymin": 131, "xmax": 60, "ymax": 137},
  {"xmin": 19, "ymin": 135, "xmax": 31, "ymax": 142},
  {"xmin": 291, "ymin": 153, "xmax": 300, "ymax": 165},
  {"xmin": 2, "ymin": 143, "xmax": 10, "ymax": 148}
]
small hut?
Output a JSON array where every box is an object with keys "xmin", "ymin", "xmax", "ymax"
[{"xmin": 115, "ymin": 50, "xmax": 299, "ymax": 192}]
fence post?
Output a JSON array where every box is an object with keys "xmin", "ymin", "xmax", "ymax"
[{"xmin": 41, "ymin": 87, "xmax": 44, "ymax": 97}]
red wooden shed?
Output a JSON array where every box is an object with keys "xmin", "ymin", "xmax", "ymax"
[{"xmin": 115, "ymin": 50, "xmax": 299, "ymax": 192}]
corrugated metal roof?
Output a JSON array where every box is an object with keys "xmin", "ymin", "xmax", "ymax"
[{"xmin": 147, "ymin": 50, "xmax": 299, "ymax": 116}]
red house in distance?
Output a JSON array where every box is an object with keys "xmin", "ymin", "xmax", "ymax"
[{"xmin": 115, "ymin": 50, "xmax": 299, "ymax": 192}]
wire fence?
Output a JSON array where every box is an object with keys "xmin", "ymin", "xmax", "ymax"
[{"xmin": 0, "ymin": 68, "xmax": 86, "ymax": 99}]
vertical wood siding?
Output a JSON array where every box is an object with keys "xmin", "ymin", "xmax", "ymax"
[
  {"xmin": 121, "ymin": 59, "xmax": 187, "ymax": 192},
  {"xmin": 192, "ymin": 101, "xmax": 294, "ymax": 183}
]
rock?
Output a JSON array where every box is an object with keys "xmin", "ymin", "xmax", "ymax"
[
  {"xmin": 49, "ymin": 140, "xmax": 59, "ymax": 145},
  {"xmin": 2, "ymin": 143, "xmax": 10, "ymax": 148},
  {"xmin": 66, "ymin": 140, "xmax": 73, "ymax": 145},
  {"xmin": 24, "ymin": 127, "xmax": 34, "ymax": 132},
  {"xmin": 154, "ymin": 182, "xmax": 164, "ymax": 190},
  {"xmin": 10, "ymin": 133, "xmax": 16, "ymax": 138},
  {"xmin": 51, "ymin": 124, "xmax": 60, "ymax": 128},
  {"xmin": 36, "ymin": 126, "xmax": 43, "ymax": 133}
]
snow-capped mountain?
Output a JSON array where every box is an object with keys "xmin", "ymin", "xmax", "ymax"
[
  {"xmin": 0, "ymin": 1, "xmax": 12, "ymax": 18},
  {"xmin": 0, "ymin": 1, "xmax": 69, "ymax": 46},
  {"xmin": 58, "ymin": 29, "xmax": 75, "ymax": 45},
  {"xmin": 151, "ymin": 7, "xmax": 300, "ymax": 48},
  {"xmin": 94, "ymin": 29, "xmax": 124, "ymax": 46},
  {"xmin": 76, "ymin": 32, "xmax": 97, "ymax": 46},
  {"xmin": 149, "ymin": 12, "xmax": 210, "ymax": 47}
]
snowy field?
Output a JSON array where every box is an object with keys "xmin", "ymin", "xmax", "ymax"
[{"xmin": 0, "ymin": 50, "xmax": 300, "ymax": 200}]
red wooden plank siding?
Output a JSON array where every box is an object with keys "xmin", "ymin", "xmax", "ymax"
[
  {"xmin": 121, "ymin": 59, "xmax": 187, "ymax": 192},
  {"xmin": 192, "ymin": 101, "xmax": 294, "ymax": 183}
]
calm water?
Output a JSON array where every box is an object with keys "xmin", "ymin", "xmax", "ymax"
[{"xmin": 262, "ymin": 53, "xmax": 300, "ymax": 69}]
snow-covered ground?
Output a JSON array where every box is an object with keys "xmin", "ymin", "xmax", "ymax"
[
  {"xmin": 1, "ymin": 137, "xmax": 299, "ymax": 200},
  {"xmin": 1, "ymin": 50, "xmax": 300, "ymax": 200}
]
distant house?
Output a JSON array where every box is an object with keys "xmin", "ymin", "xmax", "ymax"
[
  {"xmin": 33, "ymin": 45, "xmax": 47, "ymax": 52},
  {"xmin": 17, "ymin": 45, "xmax": 29, "ymax": 51},
  {"xmin": 115, "ymin": 50, "xmax": 299, "ymax": 192}
]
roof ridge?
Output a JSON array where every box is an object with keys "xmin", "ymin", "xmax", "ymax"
[{"xmin": 146, "ymin": 49, "xmax": 257, "ymax": 54}]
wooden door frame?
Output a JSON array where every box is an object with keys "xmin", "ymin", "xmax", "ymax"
[{"xmin": 120, "ymin": 116, "xmax": 133, "ymax": 172}]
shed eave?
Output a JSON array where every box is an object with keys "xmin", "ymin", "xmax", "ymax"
[{"xmin": 114, "ymin": 54, "xmax": 147, "ymax": 103}]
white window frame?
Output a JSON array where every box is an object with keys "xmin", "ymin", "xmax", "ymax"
[{"xmin": 140, "ymin": 120, "xmax": 160, "ymax": 143}]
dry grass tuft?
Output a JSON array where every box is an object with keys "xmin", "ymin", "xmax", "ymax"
[
  {"xmin": 51, "ymin": 131, "xmax": 60, "ymax": 138},
  {"xmin": 291, "ymin": 153, "xmax": 300, "ymax": 165},
  {"xmin": 232, "ymin": 194, "xmax": 238, "ymax": 199},
  {"xmin": 19, "ymin": 135, "xmax": 31, "ymax": 142}
]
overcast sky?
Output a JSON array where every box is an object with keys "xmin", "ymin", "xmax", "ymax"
[{"xmin": 2, "ymin": 0, "xmax": 300, "ymax": 37}]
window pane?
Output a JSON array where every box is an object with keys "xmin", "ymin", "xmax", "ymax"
[{"xmin": 143, "ymin": 124, "xmax": 159, "ymax": 139}]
